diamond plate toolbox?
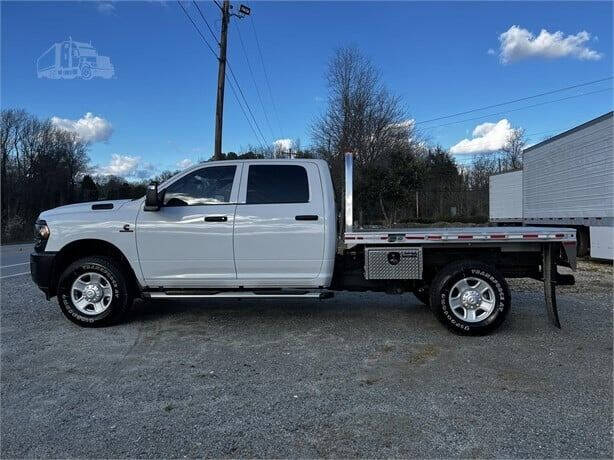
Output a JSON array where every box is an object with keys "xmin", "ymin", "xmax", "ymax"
[{"xmin": 364, "ymin": 247, "xmax": 423, "ymax": 279}]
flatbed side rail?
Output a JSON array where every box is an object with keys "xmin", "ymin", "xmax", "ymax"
[{"xmin": 344, "ymin": 229, "xmax": 576, "ymax": 248}]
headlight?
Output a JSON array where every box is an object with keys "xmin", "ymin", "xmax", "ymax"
[
  {"xmin": 35, "ymin": 220, "xmax": 50, "ymax": 239},
  {"xmin": 34, "ymin": 220, "xmax": 50, "ymax": 252}
]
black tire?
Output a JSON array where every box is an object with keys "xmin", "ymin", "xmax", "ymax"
[
  {"xmin": 57, "ymin": 256, "xmax": 131, "ymax": 327},
  {"xmin": 429, "ymin": 261, "xmax": 511, "ymax": 335},
  {"xmin": 412, "ymin": 284, "xmax": 430, "ymax": 306}
]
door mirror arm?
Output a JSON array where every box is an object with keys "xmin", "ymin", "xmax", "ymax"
[{"xmin": 144, "ymin": 182, "xmax": 161, "ymax": 211}]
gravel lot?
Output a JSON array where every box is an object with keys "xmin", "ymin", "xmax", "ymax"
[{"xmin": 1, "ymin": 262, "xmax": 612, "ymax": 458}]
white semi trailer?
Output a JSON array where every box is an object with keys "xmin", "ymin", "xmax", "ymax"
[
  {"xmin": 489, "ymin": 170, "xmax": 523, "ymax": 224},
  {"xmin": 489, "ymin": 111, "xmax": 613, "ymax": 259}
]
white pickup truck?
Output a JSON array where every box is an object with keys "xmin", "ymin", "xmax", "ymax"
[{"xmin": 30, "ymin": 154, "xmax": 577, "ymax": 334}]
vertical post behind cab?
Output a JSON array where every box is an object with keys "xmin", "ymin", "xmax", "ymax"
[
  {"xmin": 543, "ymin": 243, "xmax": 561, "ymax": 328},
  {"xmin": 345, "ymin": 152, "xmax": 353, "ymax": 233}
]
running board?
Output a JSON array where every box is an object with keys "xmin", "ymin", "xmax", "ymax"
[{"xmin": 145, "ymin": 290, "xmax": 334, "ymax": 300}]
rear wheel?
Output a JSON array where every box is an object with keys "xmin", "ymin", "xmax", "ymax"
[
  {"xmin": 429, "ymin": 261, "xmax": 510, "ymax": 335},
  {"xmin": 57, "ymin": 256, "xmax": 131, "ymax": 327}
]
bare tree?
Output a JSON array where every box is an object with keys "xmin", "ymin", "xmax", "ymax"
[
  {"xmin": 500, "ymin": 127, "xmax": 526, "ymax": 171},
  {"xmin": 312, "ymin": 46, "xmax": 412, "ymax": 164},
  {"xmin": 1, "ymin": 109, "xmax": 90, "ymax": 241},
  {"xmin": 311, "ymin": 46, "xmax": 421, "ymax": 226},
  {"xmin": 469, "ymin": 154, "xmax": 498, "ymax": 191}
]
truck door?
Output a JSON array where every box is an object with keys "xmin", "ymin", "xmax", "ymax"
[
  {"xmin": 136, "ymin": 164, "xmax": 241, "ymax": 286},
  {"xmin": 233, "ymin": 162, "xmax": 325, "ymax": 282}
]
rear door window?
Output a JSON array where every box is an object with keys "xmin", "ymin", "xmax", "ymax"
[{"xmin": 246, "ymin": 165, "xmax": 309, "ymax": 204}]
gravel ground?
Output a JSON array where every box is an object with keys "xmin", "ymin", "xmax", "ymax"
[
  {"xmin": 1, "ymin": 264, "xmax": 612, "ymax": 458},
  {"xmin": 509, "ymin": 259, "xmax": 613, "ymax": 293}
]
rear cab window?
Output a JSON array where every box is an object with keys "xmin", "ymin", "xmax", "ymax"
[{"xmin": 246, "ymin": 165, "xmax": 309, "ymax": 204}]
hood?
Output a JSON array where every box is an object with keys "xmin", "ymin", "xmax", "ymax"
[{"xmin": 39, "ymin": 199, "xmax": 132, "ymax": 219}]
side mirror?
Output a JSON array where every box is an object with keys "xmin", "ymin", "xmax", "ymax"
[{"xmin": 144, "ymin": 182, "xmax": 160, "ymax": 211}]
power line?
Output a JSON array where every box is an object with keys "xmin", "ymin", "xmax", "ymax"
[
  {"xmin": 226, "ymin": 77, "xmax": 267, "ymax": 150},
  {"xmin": 188, "ymin": 1, "xmax": 270, "ymax": 147},
  {"xmin": 227, "ymin": 63, "xmax": 270, "ymax": 146},
  {"xmin": 176, "ymin": 0, "xmax": 218, "ymax": 59},
  {"xmin": 192, "ymin": 1, "xmax": 219, "ymax": 45},
  {"xmin": 176, "ymin": 1, "xmax": 267, "ymax": 150},
  {"xmin": 249, "ymin": 10, "xmax": 283, "ymax": 138},
  {"xmin": 422, "ymin": 87, "xmax": 612, "ymax": 130},
  {"xmin": 416, "ymin": 76, "xmax": 614, "ymax": 125},
  {"xmin": 236, "ymin": 24, "xmax": 276, "ymax": 141}
]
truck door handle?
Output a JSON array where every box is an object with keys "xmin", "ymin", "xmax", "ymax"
[
  {"xmin": 295, "ymin": 215, "xmax": 318, "ymax": 221},
  {"xmin": 204, "ymin": 215, "xmax": 228, "ymax": 222}
]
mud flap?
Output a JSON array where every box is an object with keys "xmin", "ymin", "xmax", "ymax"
[{"xmin": 543, "ymin": 244, "xmax": 561, "ymax": 329}]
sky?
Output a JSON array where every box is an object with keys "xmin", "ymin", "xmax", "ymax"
[{"xmin": 2, "ymin": 0, "xmax": 613, "ymax": 178}]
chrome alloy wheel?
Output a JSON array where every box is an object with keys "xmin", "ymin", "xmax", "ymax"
[
  {"xmin": 448, "ymin": 277, "xmax": 496, "ymax": 323},
  {"xmin": 70, "ymin": 272, "xmax": 113, "ymax": 315}
]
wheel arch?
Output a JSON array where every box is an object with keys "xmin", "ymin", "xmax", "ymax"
[{"xmin": 50, "ymin": 239, "xmax": 142, "ymax": 298}]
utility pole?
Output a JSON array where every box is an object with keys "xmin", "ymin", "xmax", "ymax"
[
  {"xmin": 214, "ymin": 0, "xmax": 230, "ymax": 161},
  {"xmin": 213, "ymin": 1, "xmax": 251, "ymax": 160}
]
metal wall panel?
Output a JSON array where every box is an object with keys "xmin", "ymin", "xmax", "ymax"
[
  {"xmin": 489, "ymin": 170, "xmax": 523, "ymax": 221},
  {"xmin": 523, "ymin": 114, "xmax": 613, "ymax": 220}
]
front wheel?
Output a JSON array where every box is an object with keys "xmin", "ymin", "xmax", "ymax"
[
  {"xmin": 57, "ymin": 256, "xmax": 131, "ymax": 327},
  {"xmin": 429, "ymin": 261, "xmax": 510, "ymax": 335}
]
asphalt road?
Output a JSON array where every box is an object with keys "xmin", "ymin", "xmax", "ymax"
[
  {"xmin": 1, "ymin": 262, "xmax": 612, "ymax": 458},
  {"xmin": 0, "ymin": 243, "xmax": 32, "ymax": 279}
]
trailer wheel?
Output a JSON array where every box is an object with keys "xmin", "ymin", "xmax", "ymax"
[
  {"xmin": 57, "ymin": 256, "xmax": 131, "ymax": 327},
  {"xmin": 429, "ymin": 261, "xmax": 510, "ymax": 335}
]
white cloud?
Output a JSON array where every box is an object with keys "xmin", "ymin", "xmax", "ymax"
[
  {"xmin": 51, "ymin": 112, "xmax": 113, "ymax": 143},
  {"xmin": 498, "ymin": 25, "xmax": 602, "ymax": 64},
  {"xmin": 274, "ymin": 138, "xmax": 295, "ymax": 153},
  {"xmin": 97, "ymin": 2, "xmax": 116, "ymax": 14},
  {"xmin": 98, "ymin": 154, "xmax": 156, "ymax": 179},
  {"xmin": 177, "ymin": 158, "xmax": 194, "ymax": 169},
  {"xmin": 450, "ymin": 119, "xmax": 516, "ymax": 155},
  {"xmin": 487, "ymin": 48, "xmax": 496, "ymax": 55}
]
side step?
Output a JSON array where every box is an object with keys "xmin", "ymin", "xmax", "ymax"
[{"xmin": 145, "ymin": 290, "xmax": 334, "ymax": 300}]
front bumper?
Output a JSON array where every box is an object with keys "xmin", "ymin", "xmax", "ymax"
[{"xmin": 30, "ymin": 252, "xmax": 57, "ymax": 299}]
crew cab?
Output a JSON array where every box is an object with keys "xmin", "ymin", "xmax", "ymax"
[{"xmin": 31, "ymin": 154, "xmax": 577, "ymax": 334}]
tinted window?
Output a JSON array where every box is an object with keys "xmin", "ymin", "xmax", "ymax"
[
  {"xmin": 246, "ymin": 165, "xmax": 309, "ymax": 204},
  {"xmin": 163, "ymin": 165, "xmax": 236, "ymax": 206}
]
